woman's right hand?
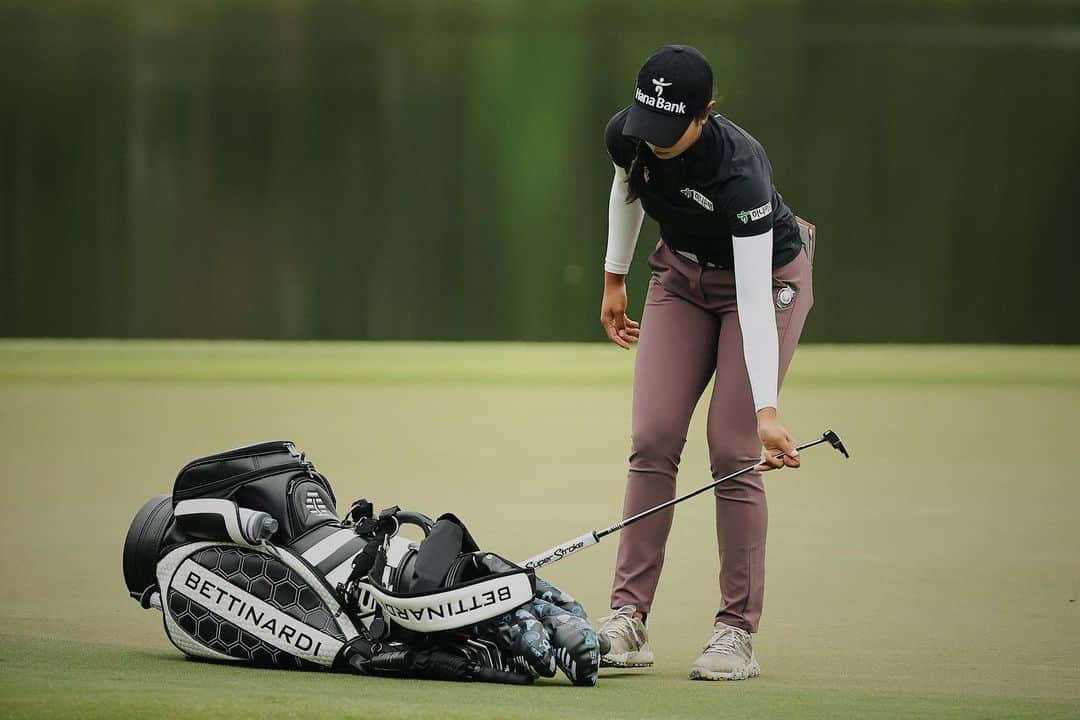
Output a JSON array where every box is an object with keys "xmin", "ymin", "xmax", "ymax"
[
  {"xmin": 600, "ymin": 273, "xmax": 640, "ymax": 349},
  {"xmin": 754, "ymin": 408, "xmax": 800, "ymax": 471}
]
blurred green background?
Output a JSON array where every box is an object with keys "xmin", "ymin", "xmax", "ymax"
[{"xmin": 2, "ymin": 0, "xmax": 1078, "ymax": 342}]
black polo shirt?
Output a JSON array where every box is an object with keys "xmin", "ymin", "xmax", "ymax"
[{"xmin": 605, "ymin": 106, "xmax": 801, "ymax": 268}]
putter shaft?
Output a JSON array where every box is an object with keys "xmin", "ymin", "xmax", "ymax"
[
  {"xmin": 519, "ymin": 430, "xmax": 847, "ymax": 570},
  {"xmin": 599, "ymin": 435, "xmax": 829, "ymax": 538}
]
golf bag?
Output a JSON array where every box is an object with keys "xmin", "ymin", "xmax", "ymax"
[{"xmin": 123, "ymin": 441, "xmax": 597, "ymax": 684}]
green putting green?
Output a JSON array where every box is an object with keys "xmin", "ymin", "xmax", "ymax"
[{"xmin": 1, "ymin": 341, "xmax": 1077, "ymax": 719}]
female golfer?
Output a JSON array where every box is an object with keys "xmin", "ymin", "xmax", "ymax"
[{"xmin": 596, "ymin": 45, "xmax": 815, "ymax": 681}]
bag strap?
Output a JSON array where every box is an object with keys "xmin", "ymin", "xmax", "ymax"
[{"xmin": 340, "ymin": 507, "xmax": 472, "ymax": 608}]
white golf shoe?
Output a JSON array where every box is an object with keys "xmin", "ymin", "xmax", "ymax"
[
  {"xmin": 597, "ymin": 606, "xmax": 654, "ymax": 668},
  {"xmin": 688, "ymin": 622, "xmax": 760, "ymax": 681}
]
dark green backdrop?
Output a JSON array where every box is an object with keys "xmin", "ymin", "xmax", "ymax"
[{"xmin": 2, "ymin": 1, "xmax": 1078, "ymax": 342}]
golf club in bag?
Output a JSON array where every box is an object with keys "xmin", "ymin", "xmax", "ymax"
[{"xmin": 519, "ymin": 429, "xmax": 849, "ymax": 570}]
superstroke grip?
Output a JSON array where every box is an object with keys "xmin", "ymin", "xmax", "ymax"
[{"xmin": 519, "ymin": 532, "xmax": 599, "ymax": 570}]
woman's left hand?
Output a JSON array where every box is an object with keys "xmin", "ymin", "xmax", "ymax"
[{"xmin": 755, "ymin": 408, "xmax": 800, "ymax": 471}]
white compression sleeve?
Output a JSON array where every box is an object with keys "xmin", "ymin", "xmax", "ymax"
[
  {"xmin": 605, "ymin": 165, "xmax": 645, "ymax": 274},
  {"xmin": 732, "ymin": 230, "xmax": 779, "ymax": 411}
]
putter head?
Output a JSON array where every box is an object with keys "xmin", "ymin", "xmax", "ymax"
[{"xmin": 823, "ymin": 429, "xmax": 849, "ymax": 458}]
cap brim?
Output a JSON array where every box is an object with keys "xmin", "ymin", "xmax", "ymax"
[{"xmin": 623, "ymin": 103, "xmax": 691, "ymax": 148}]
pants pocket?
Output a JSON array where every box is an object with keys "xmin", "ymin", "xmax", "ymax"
[
  {"xmin": 795, "ymin": 216, "xmax": 816, "ymax": 266},
  {"xmin": 772, "ymin": 250, "xmax": 813, "ymax": 342}
]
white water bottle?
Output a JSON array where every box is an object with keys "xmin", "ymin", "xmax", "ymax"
[{"xmin": 175, "ymin": 499, "xmax": 279, "ymax": 547}]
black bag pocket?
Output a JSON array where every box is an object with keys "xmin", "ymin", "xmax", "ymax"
[
  {"xmin": 172, "ymin": 441, "xmax": 338, "ymax": 544},
  {"xmin": 287, "ymin": 479, "xmax": 339, "ymax": 534},
  {"xmin": 172, "ymin": 441, "xmax": 305, "ymax": 501}
]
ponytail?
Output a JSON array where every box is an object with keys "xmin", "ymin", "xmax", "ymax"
[{"xmin": 625, "ymin": 141, "xmax": 646, "ymax": 204}]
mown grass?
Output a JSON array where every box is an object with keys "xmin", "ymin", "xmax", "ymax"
[
  {"xmin": 1, "ymin": 340, "xmax": 1077, "ymax": 719},
  {"xmin": 1, "ymin": 340, "xmax": 1078, "ymax": 385},
  {"xmin": 1, "ymin": 635, "xmax": 1077, "ymax": 720}
]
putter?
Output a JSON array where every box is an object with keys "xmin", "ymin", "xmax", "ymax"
[{"xmin": 519, "ymin": 429, "xmax": 849, "ymax": 570}]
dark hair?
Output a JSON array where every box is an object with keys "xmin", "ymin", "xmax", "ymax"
[
  {"xmin": 623, "ymin": 108, "xmax": 711, "ymax": 204},
  {"xmin": 625, "ymin": 141, "xmax": 647, "ymax": 204}
]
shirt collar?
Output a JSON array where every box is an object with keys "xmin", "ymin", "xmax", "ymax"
[{"xmin": 683, "ymin": 113, "xmax": 718, "ymax": 164}]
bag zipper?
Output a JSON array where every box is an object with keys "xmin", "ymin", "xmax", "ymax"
[
  {"xmin": 173, "ymin": 441, "xmax": 299, "ymax": 479},
  {"xmin": 172, "ymin": 461, "xmax": 312, "ymax": 502}
]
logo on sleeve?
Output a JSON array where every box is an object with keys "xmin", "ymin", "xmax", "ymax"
[{"xmin": 736, "ymin": 201, "xmax": 772, "ymax": 224}]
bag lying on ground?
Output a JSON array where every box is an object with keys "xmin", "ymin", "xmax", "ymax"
[
  {"xmin": 342, "ymin": 507, "xmax": 601, "ymax": 685},
  {"xmin": 122, "ymin": 441, "xmax": 601, "ymax": 685}
]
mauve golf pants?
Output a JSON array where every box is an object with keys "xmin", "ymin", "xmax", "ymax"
[{"xmin": 610, "ymin": 240, "xmax": 813, "ymax": 633}]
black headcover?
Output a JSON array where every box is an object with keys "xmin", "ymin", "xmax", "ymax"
[{"xmin": 386, "ymin": 513, "xmax": 481, "ymax": 593}]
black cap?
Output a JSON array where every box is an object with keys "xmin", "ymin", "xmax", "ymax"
[{"xmin": 623, "ymin": 45, "xmax": 713, "ymax": 148}]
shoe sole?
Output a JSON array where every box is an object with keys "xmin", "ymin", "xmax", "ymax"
[
  {"xmin": 600, "ymin": 650, "xmax": 654, "ymax": 669},
  {"xmin": 688, "ymin": 659, "xmax": 760, "ymax": 681},
  {"xmin": 600, "ymin": 658, "xmax": 654, "ymax": 668}
]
